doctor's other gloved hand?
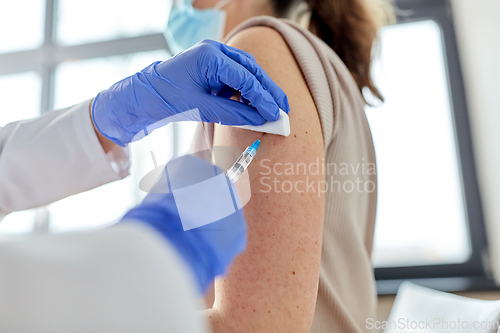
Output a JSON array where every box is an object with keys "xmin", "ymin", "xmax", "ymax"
[
  {"xmin": 92, "ymin": 39, "xmax": 290, "ymax": 147},
  {"xmin": 121, "ymin": 155, "xmax": 247, "ymax": 294}
]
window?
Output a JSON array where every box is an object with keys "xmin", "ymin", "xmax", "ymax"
[
  {"xmin": 0, "ymin": 0, "xmax": 45, "ymax": 54},
  {"xmin": 368, "ymin": 20, "xmax": 471, "ymax": 268},
  {"xmin": 0, "ymin": 0, "xmax": 190, "ymax": 233},
  {"xmin": 57, "ymin": 0, "xmax": 170, "ymax": 46},
  {"xmin": 369, "ymin": 0, "xmax": 492, "ymax": 294}
]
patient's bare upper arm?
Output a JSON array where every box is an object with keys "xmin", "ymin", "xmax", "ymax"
[{"xmin": 210, "ymin": 27, "xmax": 325, "ymax": 332}]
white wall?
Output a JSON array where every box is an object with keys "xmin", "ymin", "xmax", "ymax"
[{"xmin": 451, "ymin": 0, "xmax": 500, "ymax": 282}]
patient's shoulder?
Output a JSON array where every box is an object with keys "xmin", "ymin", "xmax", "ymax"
[
  {"xmin": 226, "ymin": 25, "xmax": 315, "ymax": 116},
  {"xmin": 224, "ymin": 22, "xmax": 322, "ymax": 140},
  {"xmin": 226, "ymin": 25, "xmax": 295, "ymax": 76},
  {"xmin": 221, "ymin": 23, "xmax": 323, "ymax": 156},
  {"xmin": 227, "ymin": 25, "xmax": 287, "ymax": 53}
]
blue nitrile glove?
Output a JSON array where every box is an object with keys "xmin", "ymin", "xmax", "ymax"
[
  {"xmin": 92, "ymin": 39, "xmax": 290, "ymax": 146},
  {"xmin": 122, "ymin": 155, "xmax": 247, "ymax": 294}
]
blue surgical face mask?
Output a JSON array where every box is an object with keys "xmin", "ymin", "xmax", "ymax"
[{"xmin": 165, "ymin": 0, "xmax": 233, "ymax": 55}]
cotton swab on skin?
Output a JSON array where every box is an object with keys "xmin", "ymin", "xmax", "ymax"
[{"xmin": 234, "ymin": 109, "xmax": 290, "ymax": 137}]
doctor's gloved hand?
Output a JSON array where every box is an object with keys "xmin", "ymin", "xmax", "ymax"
[
  {"xmin": 121, "ymin": 155, "xmax": 247, "ymax": 294},
  {"xmin": 92, "ymin": 39, "xmax": 290, "ymax": 147}
]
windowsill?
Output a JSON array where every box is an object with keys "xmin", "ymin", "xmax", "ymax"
[{"xmin": 376, "ymin": 276, "xmax": 500, "ymax": 295}]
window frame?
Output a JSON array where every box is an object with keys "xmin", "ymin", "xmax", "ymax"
[{"xmin": 374, "ymin": 0, "xmax": 496, "ymax": 294}]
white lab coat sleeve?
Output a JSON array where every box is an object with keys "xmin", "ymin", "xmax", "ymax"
[
  {"xmin": 0, "ymin": 221, "xmax": 207, "ymax": 333},
  {"xmin": 0, "ymin": 100, "xmax": 129, "ymax": 216}
]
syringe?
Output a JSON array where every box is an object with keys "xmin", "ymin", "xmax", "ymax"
[{"xmin": 226, "ymin": 140, "xmax": 260, "ymax": 183}]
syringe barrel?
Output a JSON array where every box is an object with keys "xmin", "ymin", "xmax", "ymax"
[
  {"xmin": 227, "ymin": 148, "xmax": 255, "ymax": 183},
  {"xmin": 226, "ymin": 140, "xmax": 260, "ymax": 183}
]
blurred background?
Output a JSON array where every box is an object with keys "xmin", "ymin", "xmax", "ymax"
[{"xmin": 0, "ymin": 0, "xmax": 499, "ymax": 314}]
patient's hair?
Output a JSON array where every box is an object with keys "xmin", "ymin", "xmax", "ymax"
[{"xmin": 271, "ymin": 0, "xmax": 394, "ymax": 102}]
